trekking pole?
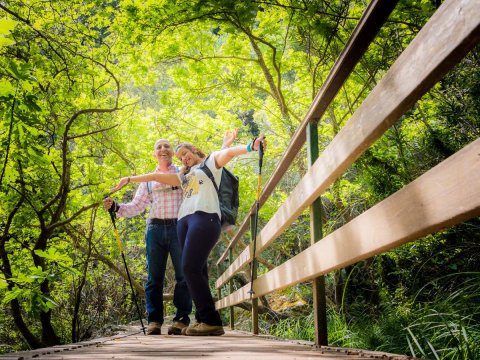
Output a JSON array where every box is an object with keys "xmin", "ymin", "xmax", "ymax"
[
  {"xmin": 106, "ymin": 203, "xmax": 146, "ymax": 335},
  {"xmin": 248, "ymin": 139, "xmax": 264, "ymax": 296}
]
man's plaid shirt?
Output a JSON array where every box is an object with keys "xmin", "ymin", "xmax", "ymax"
[{"xmin": 117, "ymin": 164, "xmax": 182, "ymax": 220}]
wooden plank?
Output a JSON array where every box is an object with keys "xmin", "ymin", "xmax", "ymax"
[
  {"xmin": 0, "ymin": 327, "xmax": 418, "ymax": 359},
  {"xmin": 215, "ymin": 0, "xmax": 480, "ymax": 289},
  {"xmin": 216, "ymin": 0, "xmax": 399, "ymax": 265},
  {"xmin": 216, "ymin": 138, "xmax": 480, "ymax": 308}
]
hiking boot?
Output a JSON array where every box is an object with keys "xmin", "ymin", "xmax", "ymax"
[
  {"xmin": 146, "ymin": 321, "xmax": 162, "ymax": 335},
  {"xmin": 181, "ymin": 322, "xmax": 198, "ymax": 335},
  {"xmin": 168, "ymin": 321, "xmax": 188, "ymax": 335},
  {"xmin": 185, "ymin": 322, "xmax": 225, "ymax": 336},
  {"xmin": 180, "ymin": 322, "xmax": 198, "ymax": 335}
]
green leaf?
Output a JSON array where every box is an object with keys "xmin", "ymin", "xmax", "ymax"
[
  {"xmin": 15, "ymin": 121, "xmax": 25, "ymax": 145},
  {"xmin": 21, "ymin": 122, "xmax": 42, "ymax": 136},
  {"xmin": 6, "ymin": 59, "xmax": 32, "ymax": 81},
  {"xmin": 0, "ymin": 279, "xmax": 8, "ymax": 290},
  {"xmin": 43, "ymin": 296, "xmax": 59, "ymax": 309},
  {"xmin": 0, "ymin": 78, "xmax": 14, "ymax": 97},
  {"xmin": 0, "ymin": 18, "xmax": 17, "ymax": 35},
  {"xmin": 1, "ymin": 287, "xmax": 23, "ymax": 305},
  {"xmin": 0, "ymin": 37, "xmax": 15, "ymax": 47}
]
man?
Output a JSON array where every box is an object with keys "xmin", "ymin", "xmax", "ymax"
[
  {"xmin": 103, "ymin": 130, "xmax": 238, "ymax": 335},
  {"xmin": 103, "ymin": 138, "xmax": 190, "ymax": 335}
]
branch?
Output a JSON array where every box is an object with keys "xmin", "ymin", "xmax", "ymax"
[
  {"xmin": 48, "ymin": 202, "xmax": 99, "ymax": 231},
  {"xmin": 70, "ymin": 182, "xmax": 101, "ymax": 192},
  {"xmin": 168, "ymin": 54, "xmax": 258, "ymax": 63},
  {"xmin": 0, "ymin": 85, "xmax": 18, "ymax": 187},
  {"xmin": 66, "ymin": 123, "xmax": 119, "ymax": 140}
]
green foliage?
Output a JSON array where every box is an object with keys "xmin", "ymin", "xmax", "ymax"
[
  {"xmin": 0, "ymin": 0, "xmax": 478, "ymax": 356},
  {"xmin": 404, "ymin": 273, "xmax": 480, "ymax": 359},
  {"xmin": 271, "ymin": 313, "xmax": 316, "ymax": 341}
]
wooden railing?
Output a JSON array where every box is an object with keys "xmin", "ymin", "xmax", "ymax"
[{"xmin": 214, "ymin": 0, "xmax": 480, "ymax": 346}]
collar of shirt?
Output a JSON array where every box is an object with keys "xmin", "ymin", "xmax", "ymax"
[{"xmin": 155, "ymin": 163, "xmax": 178, "ymax": 174}]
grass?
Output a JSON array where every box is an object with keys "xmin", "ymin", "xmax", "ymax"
[{"xmin": 261, "ymin": 272, "xmax": 480, "ymax": 359}]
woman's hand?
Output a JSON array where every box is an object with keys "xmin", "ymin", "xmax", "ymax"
[
  {"xmin": 252, "ymin": 135, "xmax": 267, "ymax": 152},
  {"xmin": 110, "ymin": 176, "xmax": 130, "ymax": 193},
  {"xmin": 222, "ymin": 128, "xmax": 239, "ymax": 149}
]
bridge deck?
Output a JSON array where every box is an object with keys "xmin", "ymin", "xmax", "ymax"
[{"xmin": 0, "ymin": 326, "xmax": 415, "ymax": 360}]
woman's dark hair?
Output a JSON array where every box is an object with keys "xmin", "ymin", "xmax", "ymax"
[
  {"xmin": 175, "ymin": 143, "xmax": 206, "ymax": 159},
  {"xmin": 175, "ymin": 143, "xmax": 206, "ymax": 175}
]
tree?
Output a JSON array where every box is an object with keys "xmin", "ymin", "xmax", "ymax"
[{"xmin": 0, "ymin": 1, "xmax": 127, "ymax": 347}]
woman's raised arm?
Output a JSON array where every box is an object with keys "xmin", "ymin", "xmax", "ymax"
[{"xmin": 214, "ymin": 135, "xmax": 266, "ymax": 169}]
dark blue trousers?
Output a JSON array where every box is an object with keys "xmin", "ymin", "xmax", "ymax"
[
  {"xmin": 177, "ymin": 211, "xmax": 222, "ymax": 326},
  {"xmin": 145, "ymin": 221, "xmax": 191, "ymax": 324}
]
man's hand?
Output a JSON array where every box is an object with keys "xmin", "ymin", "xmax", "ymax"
[
  {"xmin": 103, "ymin": 197, "xmax": 113, "ymax": 210},
  {"xmin": 103, "ymin": 196, "xmax": 119, "ymax": 212}
]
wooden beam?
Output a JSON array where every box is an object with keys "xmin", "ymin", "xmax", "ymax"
[
  {"xmin": 217, "ymin": 138, "xmax": 480, "ymax": 308},
  {"xmin": 215, "ymin": 0, "xmax": 480, "ymax": 288},
  {"xmin": 216, "ymin": 0, "xmax": 399, "ymax": 265}
]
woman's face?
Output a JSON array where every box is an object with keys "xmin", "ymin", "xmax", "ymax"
[{"xmin": 176, "ymin": 146, "xmax": 201, "ymax": 167}]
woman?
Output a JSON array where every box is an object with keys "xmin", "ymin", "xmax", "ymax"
[{"xmin": 111, "ymin": 135, "xmax": 266, "ymax": 336}]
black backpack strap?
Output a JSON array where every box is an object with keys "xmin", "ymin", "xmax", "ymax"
[{"xmin": 200, "ymin": 155, "xmax": 219, "ymax": 195}]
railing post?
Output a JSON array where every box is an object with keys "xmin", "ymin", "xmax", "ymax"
[
  {"xmin": 307, "ymin": 122, "xmax": 328, "ymax": 346},
  {"xmin": 229, "ymin": 248, "xmax": 235, "ymax": 330},
  {"xmin": 250, "ymin": 213, "xmax": 259, "ymax": 335},
  {"xmin": 217, "ymin": 263, "xmax": 222, "ymax": 320}
]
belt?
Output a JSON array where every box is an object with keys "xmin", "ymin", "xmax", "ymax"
[{"xmin": 149, "ymin": 218, "xmax": 177, "ymax": 225}]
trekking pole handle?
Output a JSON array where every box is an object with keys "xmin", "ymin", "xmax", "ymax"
[
  {"xmin": 104, "ymin": 196, "xmax": 124, "ymax": 253},
  {"xmin": 258, "ymin": 141, "xmax": 263, "ymax": 175}
]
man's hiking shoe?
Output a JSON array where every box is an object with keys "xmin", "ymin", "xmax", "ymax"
[
  {"xmin": 185, "ymin": 322, "xmax": 225, "ymax": 336},
  {"xmin": 168, "ymin": 321, "xmax": 188, "ymax": 335},
  {"xmin": 146, "ymin": 321, "xmax": 162, "ymax": 335}
]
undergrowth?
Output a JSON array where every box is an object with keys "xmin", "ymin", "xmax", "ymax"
[{"xmin": 250, "ymin": 272, "xmax": 480, "ymax": 359}]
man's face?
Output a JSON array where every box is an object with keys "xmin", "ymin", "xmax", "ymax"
[{"xmin": 153, "ymin": 139, "xmax": 173, "ymax": 163}]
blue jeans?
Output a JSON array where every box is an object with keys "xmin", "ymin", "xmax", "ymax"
[
  {"xmin": 177, "ymin": 211, "xmax": 222, "ymax": 326},
  {"xmin": 145, "ymin": 221, "xmax": 191, "ymax": 324}
]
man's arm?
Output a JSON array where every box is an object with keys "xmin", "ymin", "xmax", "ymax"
[{"xmin": 103, "ymin": 183, "xmax": 151, "ymax": 218}]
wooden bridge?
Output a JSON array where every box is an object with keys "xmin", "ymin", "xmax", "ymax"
[
  {"xmin": 0, "ymin": 325, "xmax": 416, "ymax": 359},
  {"xmin": 2, "ymin": 0, "xmax": 479, "ymax": 358}
]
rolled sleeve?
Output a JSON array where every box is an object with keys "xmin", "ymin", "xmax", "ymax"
[{"xmin": 116, "ymin": 183, "xmax": 151, "ymax": 218}]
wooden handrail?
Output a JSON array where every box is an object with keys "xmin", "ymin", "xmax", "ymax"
[
  {"xmin": 216, "ymin": 0, "xmax": 399, "ymax": 265},
  {"xmin": 215, "ymin": 0, "xmax": 480, "ymax": 291},
  {"xmin": 217, "ymin": 139, "xmax": 480, "ymax": 307}
]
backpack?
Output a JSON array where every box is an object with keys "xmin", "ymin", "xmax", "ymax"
[{"xmin": 200, "ymin": 155, "xmax": 239, "ymax": 230}]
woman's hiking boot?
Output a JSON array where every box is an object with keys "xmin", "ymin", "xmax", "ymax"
[{"xmin": 185, "ymin": 322, "xmax": 224, "ymax": 336}]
